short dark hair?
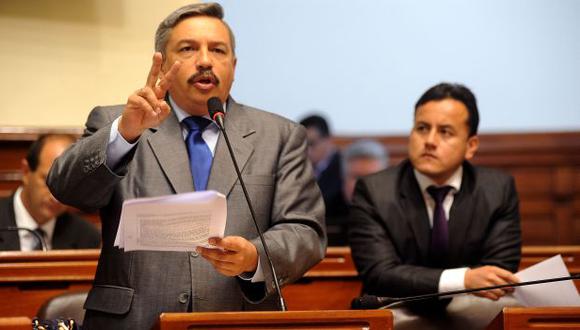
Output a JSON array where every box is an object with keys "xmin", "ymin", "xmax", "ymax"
[
  {"xmin": 26, "ymin": 134, "xmax": 76, "ymax": 171},
  {"xmin": 155, "ymin": 2, "xmax": 236, "ymax": 56},
  {"xmin": 300, "ymin": 115, "xmax": 331, "ymax": 138},
  {"xmin": 415, "ymin": 82, "xmax": 480, "ymax": 137}
]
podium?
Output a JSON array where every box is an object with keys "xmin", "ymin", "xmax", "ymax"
[
  {"xmin": 487, "ymin": 307, "xmax": 580, "ymax": 329},
  {"xmin": 154, "ymin": 310, "xmax": 393, "ymax": 330},
  {"xmin": 0, "ymin": 317, "xmax": 32, "ymax": 330}
]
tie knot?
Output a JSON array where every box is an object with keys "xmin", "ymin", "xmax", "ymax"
[
  {"xmin": 427, "ymin": 185, "xmax": 453, "ymax": 203},
  {"xmin": 183, "ymin": 116, "xmax": 212, "ymax": 132}
]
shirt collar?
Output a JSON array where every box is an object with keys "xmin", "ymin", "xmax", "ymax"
[
  {"xmin": 414, "ymin": 166, "xmax": 463, "ymax": 195},
  {"xmin": 13, "ymin": 187, "xmax": 57, "ymax": 243},
  {"xmin": 168, "ymin": 95, "xmax": 226, "ymax": 124}
]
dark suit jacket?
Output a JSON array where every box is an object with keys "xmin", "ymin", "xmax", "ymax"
[
  {"xmin": 317, "ymin": 151, "xmax": 349, "ymax": 245},
  {"xmin": 47, "ymin": 99, "xmax": 325, "ymax": 329},
  {"xmin": 348, "ymin": 160, "xmax": 521, "ymax": 308},
  {"xmin": 0, "ymin": 194, "xmax": 101, "ymax": 250}
]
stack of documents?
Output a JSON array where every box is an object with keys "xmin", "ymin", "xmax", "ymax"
[
  {"xmin": 114, "ymin": 191, "xmax": 227, "ymax": 252},
  {"xmin": 514, "ymin": 254, "xmax": 580, "ymax": 306}
]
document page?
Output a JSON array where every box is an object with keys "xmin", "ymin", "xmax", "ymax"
[
  {"xmin": 514, "ymin": 254, "xmax": 580, "ymax": 306},
  {"xmin": 114, "ymin": 191, "xmax": 227, "ymax": 252}
]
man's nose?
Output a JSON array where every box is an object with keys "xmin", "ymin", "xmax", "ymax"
[
  {"xmin": 196, "ymin": 48, "xmax": 212, "ymax": 69},
  {"xmin": 425, "ymin": 129, "xmax": 438, "ymax": 147}
]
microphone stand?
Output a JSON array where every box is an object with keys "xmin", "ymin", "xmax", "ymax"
[
  {"xmin": 2, "ymin": 227, "xmax": 47, "ymax": 251},
  {"xmin": 211, "ymin": 111, "xmax": 287, "ymax": 311},
  {"xmin": 355, "ymin": 274, "xmax": 580, "ymax": 309}
]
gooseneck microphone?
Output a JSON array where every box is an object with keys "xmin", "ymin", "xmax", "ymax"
[
  {"xmin": 0, "ymin": 226, "xmax": 48, "ymax": 251},
  {"xmin": 207, "ymin": 97, "xmax": 287, "ymax": 311},
  {"xmin": 351, "ymin": 274, "xmax": 580, "ymax": 309}
]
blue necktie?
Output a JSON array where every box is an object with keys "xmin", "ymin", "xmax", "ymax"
[
  {"xmin": 183, "ymin": 116, "xmax": 213, "ymax": 191},
  {"xmin": 427, "ymin": 185, "xmax": 453, "ymax": 264}
]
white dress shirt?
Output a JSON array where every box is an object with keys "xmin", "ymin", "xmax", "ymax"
[
  {"xmin": 13, "ymin": 187, "xmax": 56, "ymax": 251},
  {"xmin": 413, "ymin": 167, "xmax": 469, "ymax": 293}
]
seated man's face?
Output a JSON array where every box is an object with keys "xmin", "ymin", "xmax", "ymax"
[
  {"xmin": 21, "ymin": 139, "xmax": 71, "ymax": 225},
  {"xmin": 305, "ymin": 127, "xmax": 331, "ymax": 166},
  {"xmin": 343, "ymin": 157, "xmax": 386, "ymax": 202},
  {"xmin": 408, "ymin": 98, "xmax": 478, "ymax": 185}
]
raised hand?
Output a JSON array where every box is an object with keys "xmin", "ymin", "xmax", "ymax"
[
  {"xmin": 196, "ymin": 236, "xmax": 259, "ymax": 277},
  {"xmin": 464, "ymin": 265, "xmax": 520, "ymax": 300},
  {"xmin": 119, "ymin": 52, "xmax": 182, "ymax": 142}
]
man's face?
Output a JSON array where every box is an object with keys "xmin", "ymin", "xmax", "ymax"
[
  {"xmin": 163, "ymin": 16, "xmax": 236, "ymax": 115},
  {"xmin": 21, "ymin": 139, "xmax": 72, "ymax": 225},
  {"xmin": 343, "ymin": 157, "xmax": 386, "ymax": 202},
  {"xmin": 305, "ymin": 127, "xmax": 331, "ymax": 166},
  {"xmin": 408, "ymin": 99, "xmax": 479, "ymax": 185}
]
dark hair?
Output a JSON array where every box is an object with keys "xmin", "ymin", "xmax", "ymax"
[
  {"xmin": 26, "ymin": 134, "xmax": 76, "ymax": 171},
  {"xmin": 299, "ymin": 115, "xmax": 331, "ymax": 138},
  {"xmin": 415, "ymin": 82, "xmax": 480, "ymax": 137},
  {"xmin": 155, "ymin": 2, "xmax": 236, "ymax": 56}
]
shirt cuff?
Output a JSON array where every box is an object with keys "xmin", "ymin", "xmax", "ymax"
[
  {"xmin": 238, "ymin": 257, "xmax": 265, "ymax": 283},
  {"xmin": 438, "ymin": 267, "xmax": 469, "ymax": 293},
  {"xmin": 106, "ymin": 117, "xmax": 138, "ymax": 169}
]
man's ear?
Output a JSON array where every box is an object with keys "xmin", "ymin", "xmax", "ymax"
[
  {"xmin": 464, "ymin": 135, "xmax": 480, "ymax": 160},
  {"xmin": 21, "ymin": 159, "xmax": 31, "ymax": 186}
]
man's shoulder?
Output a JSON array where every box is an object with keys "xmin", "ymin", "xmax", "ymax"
[
  {"xmin": 358, "ymin": 161, "xmax": 409, "ymax": 193},
  {"xmin": 232, "ymin": 101, "xmax": 296, "ymax": 125},
  {"xmin": 56, "ymin": 212, "xmax": 98, "ymax": 231},
  {"xmin": 468, "ymin": 163, "xmax": 514, "ymax": 186}
]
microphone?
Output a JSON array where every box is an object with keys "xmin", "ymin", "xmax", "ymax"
[
  {"xmin": 351, "ymin": 274, "xmax": 580, "ymax": 309},
  {"xmin": 0, "ymin": 226, "xmax": 48, "ymax": 251},
  {"xmin": 206, "ymin": 97, "xmax": 287, "ymax": 311}
]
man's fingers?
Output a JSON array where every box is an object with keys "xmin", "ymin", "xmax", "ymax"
[
  {"xmin": 210, "ymin": 236, "xmax": 244, "ymax": 252},
  {"xmin": 197, "ymin": 246, "xmax": 236, "ymax": 262},
  {"xmin": 145, "ymin": 52, "xmax": 163, "ymax": 88},
  {"xmin": 156, "ymin": 60, "xmax": 181, "ymax": 98},
  {"xmin": 127, "ymin": 93, "xmax": 155, "ymax": 114},
  {"xmin": 137, "ymin": 88, "xmax": 161, "ymax": 110}
]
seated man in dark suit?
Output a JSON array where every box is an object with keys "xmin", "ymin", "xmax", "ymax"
[
  {"xmin": 0, "ymin": 134, "xmax": 101, "ymax": 251},
  {"xmin": 349, "ymin": 83, "xmax": 521, "ymax": 328},
  {"xmin": 300, "ymin": 114, "xmax": 348, "ymax": 245}
]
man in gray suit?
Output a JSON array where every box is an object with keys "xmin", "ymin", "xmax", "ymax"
[
  {"xmin": 348, "ymin": 83, "xmax": 521, "ymax": 327},
  {"xmin": 47, "ymin": 3, "xmax": 325, "ymax": 329}
]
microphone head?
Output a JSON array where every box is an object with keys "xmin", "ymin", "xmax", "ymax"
[
  {"xmin": 207, "ymin": 96, "xmax": 224, "ymax": 121},
  {"xmin": 351, "ymin": 295, "xmax": 383, "ymax": 310}
]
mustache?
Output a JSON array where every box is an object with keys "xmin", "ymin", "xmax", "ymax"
[{"xmin": 187, "ymin": 70, "xmax": 220, "ymax": 85}]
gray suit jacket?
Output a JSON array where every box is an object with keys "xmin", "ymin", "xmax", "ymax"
[
  {"xmin": 348, "ymin": 160, "xmax": 521, "ymax": 310},
  {"xmin": 47, "ymin": 99, "xmax": 326, "ymax": 329}
]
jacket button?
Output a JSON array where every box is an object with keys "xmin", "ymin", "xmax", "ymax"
[
  {"xmin": 190, "ymin": 251, "xmax": 199, "ymax": 258},
  {"xmin": 178, "ymin": 292, "xmax": 189, "ymax": 304}
]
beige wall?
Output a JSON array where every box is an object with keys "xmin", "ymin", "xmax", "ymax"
[{"xmin": 0, "ymin": 0, "xmax": 195, "ymax": 127}]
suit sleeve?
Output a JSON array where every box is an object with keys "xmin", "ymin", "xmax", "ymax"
[
  {"xmin": 47, "ymin": 107, "xmax": 129, "ymax": 211},
  {"xmin": 476, "ymin": 176, "xmax": 522, "ymax": 272},
  {"xmin": 243, "ymin": 124, "xmax": 327, "ymax": 303},
  {"xmin": 348, "ymin": 178, "xmax": 443, "ymax": 297}
]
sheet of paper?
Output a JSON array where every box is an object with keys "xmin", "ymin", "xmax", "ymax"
[
  {"xmin": 113, "ymin": 191, "xmax": 227, "ymax": 252},
  {"xmin": 514, "ymin": 254, "xmax": 580, "ymax": 306}
]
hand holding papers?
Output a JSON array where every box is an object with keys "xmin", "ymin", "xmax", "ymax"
[
  {"xmin": 514, "ymin": 254, "xmax": 580, "ymax": 306},
  {"xmin": 114, "ymin": 191, "xmax": 227, "ymax": 252}
]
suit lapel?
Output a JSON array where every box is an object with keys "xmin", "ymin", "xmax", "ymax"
[
  {"xmin": 448, "ymin": 163, "xmax": 476, "ymax": 263},
  {"xmin": 147, "ymin": 112, "xmax": 194, "ymax": 194},
  {"xmin": 399, "ymin": 162, "xmax": 431, "ymax": 259},
  {"xmin": 0, "ymin": 195, "xmax": 22, "ymax": 250},
  {"xmin": 207, "ymin": 100, "xmax": 255, "ymax": 196}
]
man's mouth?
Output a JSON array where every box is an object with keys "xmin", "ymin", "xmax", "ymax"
[
  {"xmin": 421, "ymin": 152, "xmax": 437, "ymax": 159},
  {"xmin": 188, "ymin": 71, "xmax": 220, "ymax": 91}
]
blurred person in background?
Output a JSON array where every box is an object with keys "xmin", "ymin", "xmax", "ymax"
[{"xmin": 0, "ymin": 134, "xmax": 101, "ymax": 251}]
